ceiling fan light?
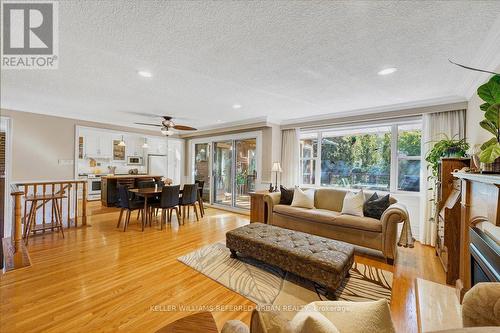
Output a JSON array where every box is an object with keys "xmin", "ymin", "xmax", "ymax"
[
  {"xmin": 160, "ymin": 127, "xmax": 168, "ymax": 135},
  {"xmin": 118, "ymin": 135, "xmax": 126, "ymax": 146}
]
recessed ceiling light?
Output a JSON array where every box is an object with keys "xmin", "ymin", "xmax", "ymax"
[
  {"xmin": 137, "ymin": 70, "xmax": 152, "ymax": 78},
  {"xmin": 232, "ymin": 104, "xmax": 242, "ymax": 109},
  {"xmin": 216, "ymin": 120, "xmax": 222, "ymax": 122},
  {"xmin": 377, "ymin": 67, "xmax": 397, "ymax": 76}
]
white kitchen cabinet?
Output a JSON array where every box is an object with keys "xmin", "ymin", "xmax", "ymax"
[
  {"xmin": 84, "ymin": 132, "xmax": 112, "ymax": 158},
  {"xmin": 167, "ymin": 139, "xmax": 184, "ymax": 184}
]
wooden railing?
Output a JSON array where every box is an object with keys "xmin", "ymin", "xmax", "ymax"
[
  {"xmin": 15, "ymin": 180, "xmax": 88, "ymax": 231},
  {"xmin": 4, "ymin": 180, "xmax": 88, "ymax": 271}
]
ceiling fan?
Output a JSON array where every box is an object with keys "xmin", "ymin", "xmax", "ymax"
[{"xmin": 135, "ymin": 116, "xmax": 197, "ymax": 136}]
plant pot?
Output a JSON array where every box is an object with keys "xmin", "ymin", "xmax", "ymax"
[
  {"xmin": 481, "ymin": 157, "xmax": 500, "ymax": 174},
  {"xmin": 445, "ymin": 147, "xmax": 464, "ymax": 157}
]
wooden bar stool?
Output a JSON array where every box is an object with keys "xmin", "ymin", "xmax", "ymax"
[{"xmin": 24, "ymin": 193, "xmax": 66, "ymax": 245}]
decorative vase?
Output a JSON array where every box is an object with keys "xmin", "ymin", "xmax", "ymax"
[{"xmin": 481, "ymin": 157, "xmax": 500, "ymax": 174}]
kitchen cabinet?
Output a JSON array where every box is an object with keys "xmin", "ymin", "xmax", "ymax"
[{"xmin": 85, "ymin": 133, "xmax": 112, "ymax": 158}]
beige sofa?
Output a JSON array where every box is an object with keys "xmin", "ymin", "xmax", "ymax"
[{"xmin": 263, "ymin": 188, "xmax": 409, "ymax": 264}]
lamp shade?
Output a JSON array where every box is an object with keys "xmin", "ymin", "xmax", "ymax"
[{"xmin": 271, "ymin": 162, "xmax": 282, "ymax": 172}]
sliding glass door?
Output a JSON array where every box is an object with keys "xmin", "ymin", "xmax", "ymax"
[
  {"xmin": 194, "ymin": 143, "xmax": 210, "ymax": 202},
  {"xmin": 235, "ymin": 139, "xmax": 256, "ymax": 209},
  {"xmin": 213, "ymin": 141, "xmax": 233, "ymax": 206},
  {"xmin": 193, "ymin": 136, "xmax": 258, "ymax": 210}
]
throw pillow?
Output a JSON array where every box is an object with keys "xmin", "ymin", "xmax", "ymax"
[
  {"xmin": 341, "ymin": 190, "xmax": 364, "ymax": 217},
  {"xmin": 291, "ymin": 187, "xmax": 315, "ymax": 209},
  {"xmin": 363, "ymin": 192, "xmax": 391, "ymax": 219},
  {"xmin": 279, "ymin": 185, "xmax": 294, "ymax": 205},
  {"xmin": 291, "ymin": 310, "xmax": 340, "ymax": 333}
]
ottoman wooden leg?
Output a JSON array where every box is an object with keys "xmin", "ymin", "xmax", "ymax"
[
  {"xmin": 229, "ymin": 249, "xmax": 238, "ymax": 258},
  {"xmin": 325, "ymin": 288, "xmax": 338, "ymax": 300}
]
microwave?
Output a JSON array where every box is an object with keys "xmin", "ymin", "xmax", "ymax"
[{"xmin": 127, "ymin": 156, "xmax": 143, "ymax": 165}]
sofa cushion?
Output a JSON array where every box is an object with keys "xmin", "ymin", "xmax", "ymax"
[
  {"xmin": 291, "ymin": 187, "xmax": 315, "ymax": 209},
  {"xmin": 341, "ymin": 190, "xmax": 365, "ymax": 217},
  {"xmin": 279, "ymin": 185, "xmax": 294, "ymax": 205},
  {"xmin": 314, "ymin": 188, "xmax": 349, "ymax": 212},
  {"xmin": 291, "ymin": 310, "xmax": 340, "ymax": 333},
  {"xmin": 274, "ymin": 205, "xmax": 382, "ymax": 233},
  {"xmin": 363, "ymin": 192, "xmax": 391, "ymax": 219},
  {"xmin": 333, "ymin": 214, "xmax": 382, "ymax": 232},
  {"xmin": 274, "ymin": 205, "xmax": 340, "ymax": 224}
]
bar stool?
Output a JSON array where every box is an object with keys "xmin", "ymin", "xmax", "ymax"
[{"xmin": 24, "ymin": 192, "xmax": 66, "ymax": 244}]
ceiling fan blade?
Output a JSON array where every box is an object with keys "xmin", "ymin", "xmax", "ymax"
[
  {"xmin": 173, "ymin": 125, "xmax": 197, "ymax": 131},
  {"xmin": 126, "ymin": 111, "xmax": 164, "ymax": 118},
  {"xmin": 134, "ymin": 122, "xmax": 162, "ymax": 127}
]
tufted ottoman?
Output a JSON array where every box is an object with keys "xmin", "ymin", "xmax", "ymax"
[{"xmin": 226, "ymin": 223, "xmax": 354, "ymax": 297}]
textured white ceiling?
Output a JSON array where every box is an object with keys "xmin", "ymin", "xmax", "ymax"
[{"xmin": 2, "ymin": 1, "xmax": 500, "ymax": 129}]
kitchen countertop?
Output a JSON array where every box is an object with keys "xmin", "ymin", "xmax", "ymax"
[{"xmin": 100, "ymin": 174, "xmax": 162, "ymax": 179}]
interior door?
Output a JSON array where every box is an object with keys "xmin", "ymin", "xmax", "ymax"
[
  {"xmin": 194, "ymin": 143, "xmax": 210, "ymax": 202},
  {"xmin": 213, "ymin": 141, "xmax": 233, "ymax": 206}
]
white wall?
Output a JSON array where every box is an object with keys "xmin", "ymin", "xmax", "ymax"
[{"xmin": 466, "ymin": 73, "xmax": 499, "ymax": 148}]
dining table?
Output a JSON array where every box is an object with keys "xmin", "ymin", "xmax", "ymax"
[{"xmin": 128, "ymin": 186, "xmax": 203, "ymax": 231}]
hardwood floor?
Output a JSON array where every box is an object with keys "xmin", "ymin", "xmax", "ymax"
[{"xmin": 0, "ymin": 202, "xmax": 444, "ymax": 333}]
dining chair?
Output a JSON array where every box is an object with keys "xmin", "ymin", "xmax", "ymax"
[
  {"xmin": 137, "ymin": 180, "xmax": 160, "ymax": 223},
  {"xmin": 195, "ymin": 180, "xmax": 205, "ymax": 217},
  {"xmin": 116, "ymin": 185, "xmax": 144, "ymax": 231},
  {"xmin": 154, "ymin": 185, "xmax": 181, "ymax": 228},
  {"xmin": 179, "ymin": 184, "xmax": 200, "ymax": 222}
]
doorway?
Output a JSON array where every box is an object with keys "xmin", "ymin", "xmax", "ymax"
[{"xmin": 192, "ymin": 133, "xmax": 259, "ymax": 211}]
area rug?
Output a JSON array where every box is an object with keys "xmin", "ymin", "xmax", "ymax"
[{"xmin": 178, "ymin": 243, "xmax": 392, "ymax": 312}]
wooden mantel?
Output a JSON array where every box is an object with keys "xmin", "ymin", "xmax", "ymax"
[{"xmin": 451, "ymin": 172, "xmax": 500, "ymax": 300}]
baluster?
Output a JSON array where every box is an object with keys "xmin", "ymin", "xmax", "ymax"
[
  {"xmin": 23, "ymin": 184, "xmax": 28, "ymax": 232},
  {"xmin": 67, "ymin": 183, "xmax": 71, "ymax": 228},
  {"xmin": 42, "ymin": 184, "xmax": 46, "ymax": 232},
  {"xmin": 82, "ymin": 181, "xmax": 87, "ymax": 225},
  {"xmin": 51, "ymin": 184, "xmax": 55, "ymax": 230},
  {"xmin": 33, "ymin": 184, "xmax": 37, "ymax": 234},
  {"xmin": 74, "ymin": 182, "xmax": 78, "ymax": 227}
]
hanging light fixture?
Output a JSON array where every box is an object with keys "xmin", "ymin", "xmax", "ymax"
[
  {"xmin": 142, "ymin": 138, "xmax": 148, "ymax": 148},
  {"xmin": 118, "ymin": 135, "xmax": 126, "ymax": 146},
  {"xmin": 161, "ymin": 126, "xmax": 174, "ymax": 136}
]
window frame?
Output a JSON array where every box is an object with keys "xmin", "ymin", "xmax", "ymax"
[{"xmin": 299, "ymin": 118, "xmax": 422, "ymax": 194}]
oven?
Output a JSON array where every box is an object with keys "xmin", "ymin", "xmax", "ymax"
[{"xmin": 87, "ymin": 175, "xmax": 102, "ymax": 201}]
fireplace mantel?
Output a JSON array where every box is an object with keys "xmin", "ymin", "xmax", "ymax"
[{"xmin": 452, "ymin": 172, "xmax": 500, "ymax": 300}]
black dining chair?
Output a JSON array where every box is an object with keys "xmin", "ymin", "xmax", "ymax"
[
  {"xmin": 195, "ymin": 180, "xmax": 205, "ymax": 217},
  {"xmin": 116, "ymin": 185, "xmax": 144, "ymax": 231},
  {"xmin": 151, "ymin": 185, "xmax": 181, "ymax": 228},
  {"xmin": 137, "ymin": 180, "xmax": 160, "ymax": 223},
  {"xmin": 179, "ymin": 184, "xmax": 200, "ymax": 222}
]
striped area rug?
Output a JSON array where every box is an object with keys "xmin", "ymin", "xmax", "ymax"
[{"xmin": 178, "ymin": 243, "xmax": 392, "ymax": 312}]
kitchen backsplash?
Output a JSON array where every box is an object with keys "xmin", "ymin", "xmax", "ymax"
[{"xmin": 78, "ymin": 158, "xmax": 147, "ymax": 175}]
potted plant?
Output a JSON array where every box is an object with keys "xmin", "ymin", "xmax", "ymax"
[
  {"xmin": 476, "ymin": 74, "xmax": 500, "ymax": 173},
  {"xmin": 425, "ymin": 134, "xmax": 470, "ymax": 177}
]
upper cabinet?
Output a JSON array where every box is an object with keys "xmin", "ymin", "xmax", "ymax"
[{"xmin": 83, "ymin": 132, "xmax": 112, "ymax": 159}]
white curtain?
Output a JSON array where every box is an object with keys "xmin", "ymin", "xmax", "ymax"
[
  {"xmin": 421, "ymin": 109, "xmax": 466, "ymax": 245},
  {"xmin": 281, "ymin": 128, "xmax": 300, "ymax": 187}
]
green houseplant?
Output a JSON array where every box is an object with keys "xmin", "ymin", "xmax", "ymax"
[
  {"xmin": 425, "ymin": 134, "xmax": 470, "ymax": 177},
  {"xmin": 477, "ymin": 74, "xmax": 500, "ymax": 168}
]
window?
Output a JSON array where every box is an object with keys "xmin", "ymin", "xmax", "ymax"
[
  {"xmin": 299, "ymin": 133, "xmax": 318, "ymax": 185},
  {"xmin": 397, "ymin": 124, "xmax": 421, "ymax": 192},
  {"xmin": 299, "ymin": 120, "xmax": 422, "ymax": 193}
]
